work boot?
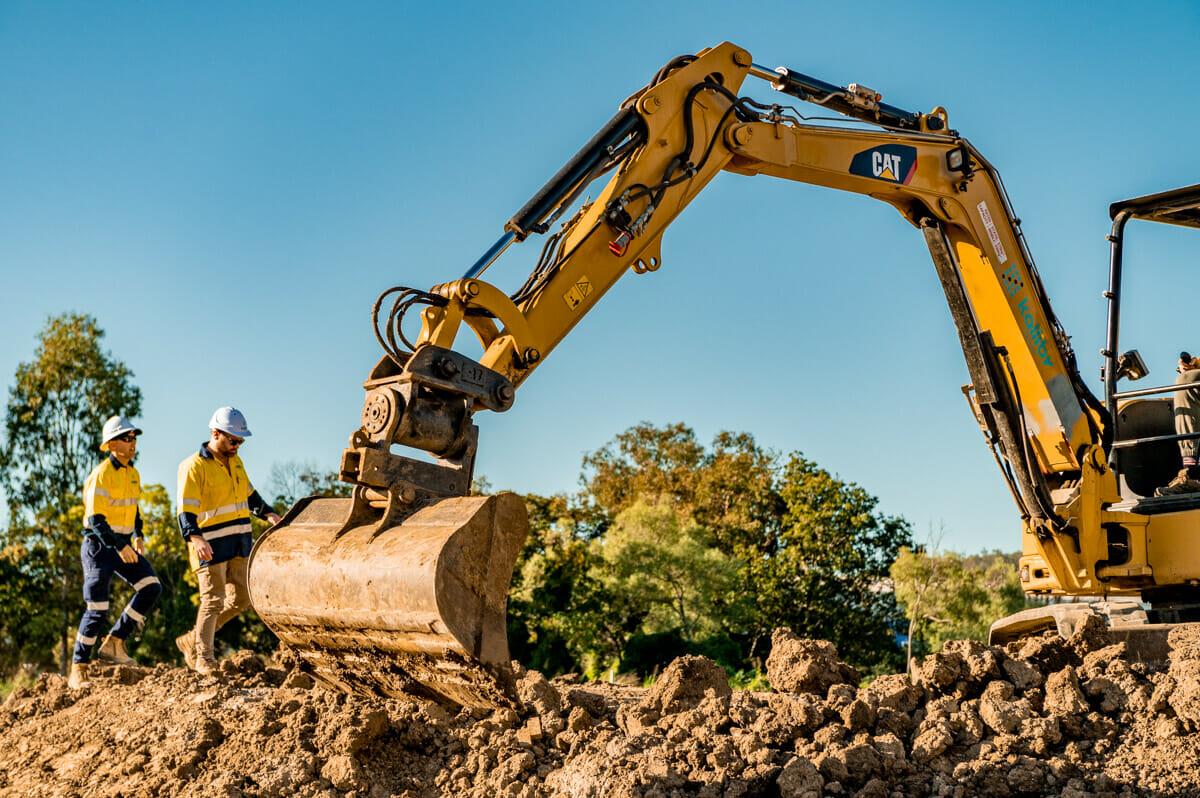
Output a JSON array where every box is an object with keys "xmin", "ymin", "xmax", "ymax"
[
  {"xmin": 96, "ymin": 634, "xmax": 136, "ymax": 666},
  {"xmin": 175, "ymin": 631, "xmax": 196, "ymax": 670},
  {"xmin": 67, "ymin": 662, "xmax": 91, "ymax": 690},
  {"xmin": 195, "ymin": 658, "xmax": 219, "ymax": 677},
  {"xmin": 1156, "ymin": 469, "xmax": 1200, "ymax": 496}
]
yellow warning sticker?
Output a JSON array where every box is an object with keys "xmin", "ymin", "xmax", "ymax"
[{"xmin": 563, "ymin": 276, "xmax": 592, "ymax": 310}]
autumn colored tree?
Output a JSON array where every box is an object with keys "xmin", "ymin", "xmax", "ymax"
[
  {"xmin": 0, "ymin": 313, "xmax": 142, "ymax": 671},
  {"xmin": 581, "ymin": 422, "xmax": 705, "ymax": 515}
]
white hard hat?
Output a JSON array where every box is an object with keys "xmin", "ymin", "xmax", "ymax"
[
  {"xmin": 100, "ymin": 415, "xmax": 142, "ymax": 451},
  {"xmin": 209, "ymin": 406, "xmax": 252, "ymax": 438}
]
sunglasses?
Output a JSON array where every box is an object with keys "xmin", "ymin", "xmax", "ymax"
[
  {"xmin": 221, "ymin": 431, "xmax": 245, "ymax": 446},
  {"xmin": 114, "ymin": 434, "xmax": 138, "ymax": 443}
]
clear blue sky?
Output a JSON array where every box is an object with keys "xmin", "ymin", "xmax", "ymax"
[{"xmin": 2, "ymin": 1, "xmax": 1198, "ymax": 554}]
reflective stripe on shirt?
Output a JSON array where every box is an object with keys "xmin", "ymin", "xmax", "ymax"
[
  {"xmin": 200, "ymin": 521, "xmax": 253, "ymax": 541},
  {"xmin": 198, "ymin": 501, "xmax": 249, "ymax": 524}
]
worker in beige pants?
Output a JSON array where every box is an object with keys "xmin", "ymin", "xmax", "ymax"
[{"xmin": 174, "ymin": 408, "xmax": 280, "ymax": 674}]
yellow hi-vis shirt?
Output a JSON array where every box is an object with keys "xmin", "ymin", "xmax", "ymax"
[
  {"xmin": 176, "ymin": 444, "xmax": 272, "ymax": 569},
  {"xmin": 82, "ymin": 454, "xmax": 143, "ymax": 549}
]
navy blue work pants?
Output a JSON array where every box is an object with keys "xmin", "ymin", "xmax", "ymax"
[{"xmin": 73, "ymin": 537, "xmax": 162, "ymax": 664}]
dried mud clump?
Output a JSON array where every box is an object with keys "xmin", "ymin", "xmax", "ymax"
[
  {"xmin": 766, "ymin": 628, "xmax": 860, "ymax": 695},
  {"xmin": 644, "ymin": 655, "xmax": 731, "ymax": 716},
  {"xmin": 6, "ymin": 627, "xmax": 1200, "ymax": 797}
]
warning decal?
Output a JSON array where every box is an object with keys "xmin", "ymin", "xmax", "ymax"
[
  {"xmin": 977, "ymin": 201, "xmax": 1008, "ymax": 265},
  {"xmin": 563, "ymin": 276, "xmax": 592, "ymax": 310}
]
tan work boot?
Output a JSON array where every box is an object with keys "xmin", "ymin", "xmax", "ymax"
[
  {"xmin": 67, "ymin": 662, "xmax": 91, "ymax": 690},
  {"xmin": 195, "ymin": 658, "xmax": 219, "ymax": 677},
  {"xmin": 1156, "ymin": 469, "xmax": 1200, "ymax": 496},
  {"xmin": 175, "ymin": 630, "xmax": 196, "ymax": 670},
  {"xmin": 96, "ymin": 634, "xmax": 136, "ymax": 666}
]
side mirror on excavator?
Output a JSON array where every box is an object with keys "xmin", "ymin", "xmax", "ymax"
[{"xmin": 1116, "ymin": 349, "xmax": 1148, "ymax": 381}]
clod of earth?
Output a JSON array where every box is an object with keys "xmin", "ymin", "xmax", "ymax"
[{"xmin": 5, "ymin": 626, "xmax": 1200, "ymax": 797}]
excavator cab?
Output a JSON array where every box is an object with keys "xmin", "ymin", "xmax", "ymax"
[
  {"xmin": 1103, "ymin": 185, "xmax": 1200, "ymax": 503},
  {"xmin": 995, "ymin": 185, "xmax": 1200, "ymax": 656}
]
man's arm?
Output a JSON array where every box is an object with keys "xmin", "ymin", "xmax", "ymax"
[
  {"xmin": 83, "ymin": 469, "xmax": 122, "ymax": 550},
  {"xmin": 177, "ymin": 458, "xmax": 213, "ymax": 562},
  {"xmin": 84, "ymin": 470, "xmax": 138, "ymax": 563},
  {"xmin": 132, "ymin": 508, "xmax": 145, "ymax": 555},
  {"xmin": 247, "ymin": 489, "xmax": 282, "ymax": 525}
]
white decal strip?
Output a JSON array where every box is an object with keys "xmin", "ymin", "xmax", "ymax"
[{"xmin": 977, "ymin": 201, "xmax": 1008, "ymax": 265}]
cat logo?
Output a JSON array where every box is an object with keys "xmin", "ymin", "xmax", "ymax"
[{"xmin": 849, "ymin": 144, "xmax": 918, "ymax": 185}]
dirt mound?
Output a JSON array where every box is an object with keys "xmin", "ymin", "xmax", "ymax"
[{"xmin": 5, "ymin": 626, "xmax": 1200, "ymax": 797}]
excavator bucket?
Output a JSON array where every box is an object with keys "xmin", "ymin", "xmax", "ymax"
[{"xmin": 247, "ymin": 491, "xmax": 529, "ymax": 709}]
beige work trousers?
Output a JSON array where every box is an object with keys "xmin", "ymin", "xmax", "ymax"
[
  {"xmin": 1176, "ymin": 369, "xmax": 1200, "ymax": 462},
  {"xmin": 193, "ymin": 556, "xmax": 250, "ymax": 662}
]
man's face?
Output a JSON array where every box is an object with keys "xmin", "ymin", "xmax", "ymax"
[
  {"xmin": 210, "ymin": 428, "xmax": 245, "ymax": 458},
  {"xmin": 107, "ymin": 433, "xmax": 138, "ymax": 464}
]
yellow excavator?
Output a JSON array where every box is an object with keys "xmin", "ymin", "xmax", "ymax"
[{"xmin": 247, "ymin": 43, "xmax": 1200, "ymax": 708}]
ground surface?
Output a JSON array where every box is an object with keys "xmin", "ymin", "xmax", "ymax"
[{"xmin": 4, "ymin": 623, "xmax": 1200, "ymax": 797}]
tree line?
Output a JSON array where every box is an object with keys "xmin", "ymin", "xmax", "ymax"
[{"xmin": 1, "ymin": 313, "xmax": 1026, "ymax": 684}]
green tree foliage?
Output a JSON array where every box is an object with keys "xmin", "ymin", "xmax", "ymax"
[
  {"xmin": 582, "ymin": 423, "xmax": 705, "ymax": 516},
  {"xmin": 1, "ymin": 313, "xmax": 142, "ymax": 512},
  {"xmin": 522, "ymin": 422, "xmax": 914, "ymax": 678},
  {"xmin": 891, "ymin": 546, "xmax": 1027, "ymax": 666},
  {"xmin": 756, "ymin": 454, "xmax": 911, "ymax": 672},
  {"xmin": 508, "ymin": 494, "xmax": 614, "ymax": 676},
  {"xmin": 0, "ymin": 313, "xmax": 142, "ymax": 671},
  {"xmin": 584, "ymin": 498, "xmax": 745, "ymax": 676},
  {"xmin": 598, "ymin": 499, "xmax": 741, "ymax": 644},
  {"xmin": 581, "ymin": 425, "xmax": 784, "ymax": 553},
  {"xmin": 0, "ymin": 536, "xmax": 59, "ymax": 672}
]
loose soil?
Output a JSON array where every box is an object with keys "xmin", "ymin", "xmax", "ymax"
[{"xmin": 5, "ymin": 622, "xmax": 1200, "ymax": 797}]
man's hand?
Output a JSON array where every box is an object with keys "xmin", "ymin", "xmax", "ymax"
[
  {"xmin": 266, "ymin": 512, "xmax": 282, "ymax": 527},
  {"xmin": 133, "ymin": 537, "xmax": 146, "ymax": 556},
  {"xmin": 118, "ymin": 545, "xmax": 138, "ymax": 564},
  {"xmin": 191, "ymin": 536, "xmax": 213, "ymax": 562}
]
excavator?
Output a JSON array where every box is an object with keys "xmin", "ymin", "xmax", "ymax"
[{"xmin": 247, "ymin": 43, "xmax": 1200, "ymax": 708}]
